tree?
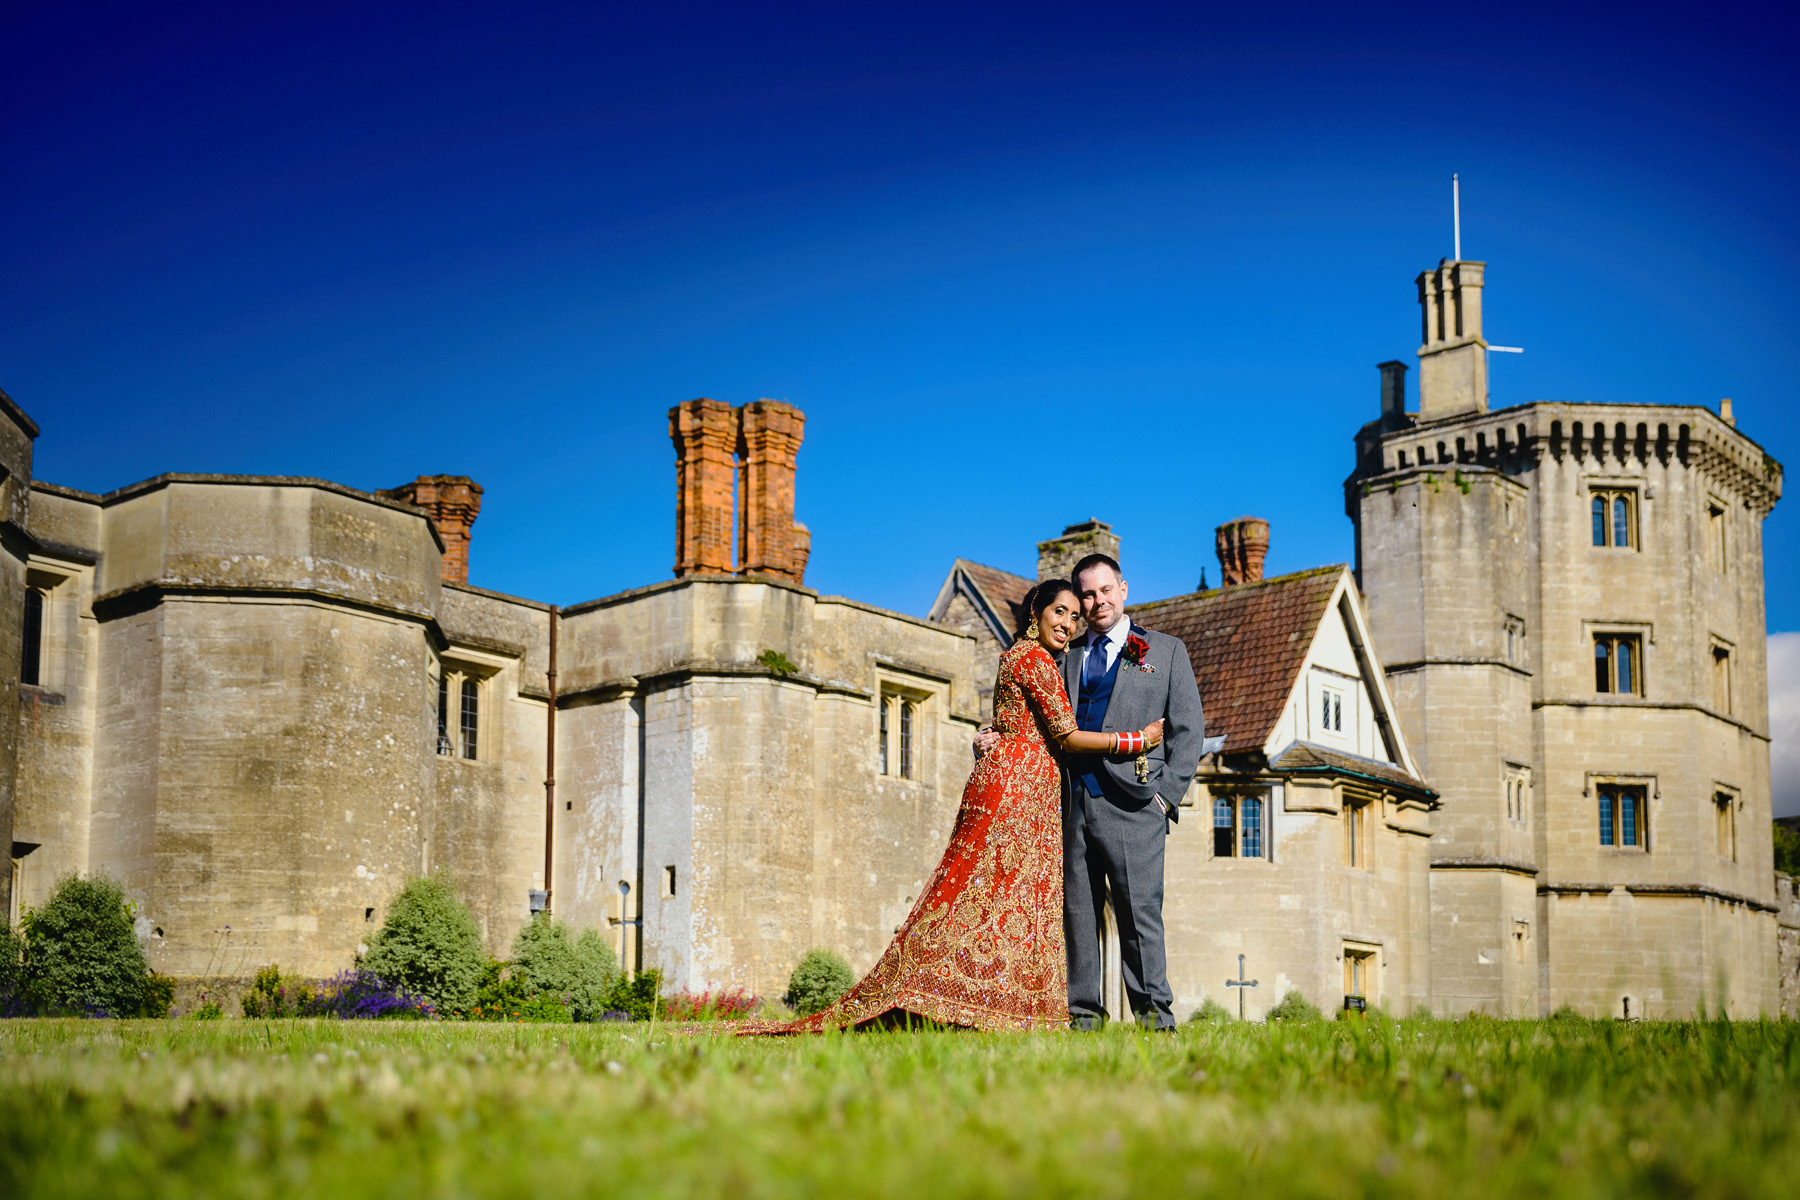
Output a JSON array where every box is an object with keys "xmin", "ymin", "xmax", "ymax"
[
  {"xmin": 568, "ymin": 927, "xmax": 622, "ymax": 1022},
  {"xmin": 360, "ymin": 873, "xmax": 485, "ymax": 1013},
  {"xmin": 22, "ymin": 873, "xmax": 151, "ymax": 1016}
]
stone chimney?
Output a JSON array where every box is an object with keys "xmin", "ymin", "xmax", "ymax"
[
  {"xmin": 1415, "ymin": 259, "xmax": 1487, "ymax": 419},
  {"xmin": 1215, "ymin": 517, "xmax": 1270, "ymax": 587},
  {"xmin": 1378, "ymin": 360, "xmax": 1410, "ymax": 428},
  {"xmin": 670, "ymin": 398, "xmax": 740, "ymax": 577},
  {"xmin": 382, "ymin": 475, "xmax": 483, "ymax": 584},
  {"xmin": 669, "ymin": 397, "xmax": 811, "ymax": 586},
  {"xmin": 736, "ymin": 400, "xmax": 807, "ymax": 583},
  {"xmin": 1037, "ymin": 519, "xmax": 1121, "ymax": 583}
]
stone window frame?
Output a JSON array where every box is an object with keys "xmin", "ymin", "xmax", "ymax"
[
  {"xmin": 21, "ymin": 560, "xmax": 83, "ymax": 695},
  {"xmin": 1705, "ymin": 493, "xmax": 1729, "ymax": 574},
  {"xmin": 1503, "ymin": 614, "xmax": 1527, "ymax": 666},
  {"xmin": 1709, "ymin": 636, "xmax": 1734, "ymax": 717},
  {"xmin": 1584, "ymin": 475, "xmax": 1644, "ymax": 552},
  {"xmin": 1503, "ymin": 761, "xmax": 1532, "ymax": 826},
  {"xmin": 435, "ymin": 648, "xmax": 506, "ymax": 764},
  {"xmin": 875, "ymin": 671, "xmax": 936, "ymax": 784},
  {"xmin": 1585, "ymin": 620, "xmax": 1653, "ymax": 698},
  {"xmin": 1585, "ymin": 772, "xmax": 1657, "ymax": 853},
  {"xmin": 1712, "ymin": 783, "xmax": 1740, "ymax": 863},
  {"xmin": 1210, "ymin": 787, "xmax": 1272, "ymax": 863},
  {"xmin": 1342, "ymin": 785, "xmax": 1377, "ymax": 871}
]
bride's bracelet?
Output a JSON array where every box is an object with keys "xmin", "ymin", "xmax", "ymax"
[{"xmin": 1113, "ymin": 730, "xmax": 1144, "ymax": 755}]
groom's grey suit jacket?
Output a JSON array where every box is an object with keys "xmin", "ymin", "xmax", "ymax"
[{"xmin": 1061, "ymin": 623, "xmax": 1205, "ymax": 823}]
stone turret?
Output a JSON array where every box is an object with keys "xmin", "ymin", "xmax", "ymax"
[{"xmin": 1416, "ymin": 259, "xmax": 1488, "ymax": 418}]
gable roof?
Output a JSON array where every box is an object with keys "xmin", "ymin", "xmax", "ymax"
[
  {"xmin": 1128, "ymin": 565, "xmax": 1345, "ymax": 755},
  {"xmin": 927, "ymin": 558, "xmax": 1036, "ymax": 644}
]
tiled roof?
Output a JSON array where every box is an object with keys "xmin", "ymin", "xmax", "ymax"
[
  {"xmin": 1128, "ymin": 566, "xmax": 1344, "ymax": 755},
  {"xmin": 958, "ymin": 559, "xmax": 1035, "ymax": 634},
  {"xmin": 1271, "ymin": 741, "xmax": 1433, "ymax": 796}
]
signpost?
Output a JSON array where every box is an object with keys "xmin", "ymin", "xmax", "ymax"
[{"xmin": 1226, "ymin": 954, "xmax": 1258, "ymax": 1021}]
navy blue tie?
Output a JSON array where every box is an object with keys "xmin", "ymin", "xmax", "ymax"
[{"xmin": 1083, "ymin": 634, "xmax": 1107, "ymax": 695}]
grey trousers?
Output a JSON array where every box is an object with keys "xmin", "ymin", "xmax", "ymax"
[{"xmin": 1064, "ymin": 780, "xmax": 1176, "ymax": 1028}]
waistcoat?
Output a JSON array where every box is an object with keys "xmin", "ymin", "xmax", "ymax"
[{"xmin": 1074, "ymin": 637, "xmax": 1124, "ymax": 796}]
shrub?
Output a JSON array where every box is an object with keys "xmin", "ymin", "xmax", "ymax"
[
  {"xmin": 1187, "ymin": 996, "xmax": 1233, "ymax": 1024},
  {"xmin": 784, "ymin": 949, "xmax": 854, "ymax": 1016},
  {"xmin": 140, "ymin": 974, "xmax": 175, "ymax": 1019},
  {"xmin": 191, "ymin": 1001, "xmax": 224, "ymax": 1020},
  {"xmin": 567, "ymin": 928, "xmax": 621, "ymax": 1022},
  {"xmin": 21, "ymin": 873, "xmax": 153, "ymax": 1017},
  {"xmin": 0, "ymin": 921, "xmax": 23, "ymax": 1015},
  {"xmin": 360, "ymin": 872, "xmax": 485, "ymax": 1013},
  {"xmin": 241, "ymin": 964, "xmax": 316, "ymax": 1018},
  {"xmin": 510, "ymin": 914, "xmax": 579, "ymax": 996},
  {"xmin": 1266, "ymin": 989, "xmax": 1323, "ymax": 1023},
  {"xmin": 606, "ymin": 969, "xmax": 664, "ymax": 1021}
]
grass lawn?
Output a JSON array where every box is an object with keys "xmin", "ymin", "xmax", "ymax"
[{"xmin": 3, "ymin": 1015, "xmax": 1797, "ymax": 1198}]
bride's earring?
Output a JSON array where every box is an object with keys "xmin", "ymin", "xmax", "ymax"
[{"xmin": 1025, "ymin": 619, "xmax": 1040, "ymax": 639}]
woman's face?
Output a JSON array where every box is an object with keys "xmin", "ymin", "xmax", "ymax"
[{"xmin": 1035, "ymin": 588, "xmax": 1082, "ymax": 652}]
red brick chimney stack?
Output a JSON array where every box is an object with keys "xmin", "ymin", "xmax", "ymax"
[
  {"xmin": 668, "ymin": 397, "xmax": 809, "ymax": 586},
  {"xmin": 383, "ymin": 475, "xmax": 484, "ymax": 584},
  {"xmin": 736, "ymin": 400, "xmax": 806, "ymax": 583},
  {"xmin": 1215, "ymin": 517, "xmax": 1270, "ymax": 587},
  {"xmin": 669, "ymin": 398, "xmax": 740, "ymax": 577}
]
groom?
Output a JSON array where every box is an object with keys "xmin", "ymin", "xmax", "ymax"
[{"xmin": 1059, "ymin": 553, "xmax": 1204, "ymax": 1030}]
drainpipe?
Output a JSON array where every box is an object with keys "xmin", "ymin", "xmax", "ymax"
[{"xmin": 543, "ymin": 605, "xmax": 559, "ymax": 912}]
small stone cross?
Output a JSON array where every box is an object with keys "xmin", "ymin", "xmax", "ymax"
[{"xmin": 1226, "ymin": 953, "xmax": 1258, "ymax": 1021}]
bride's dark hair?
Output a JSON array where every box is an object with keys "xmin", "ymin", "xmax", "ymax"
[{"xmin": 1015, "ymin": 579, "xmax": 1079, "ymax": 641}]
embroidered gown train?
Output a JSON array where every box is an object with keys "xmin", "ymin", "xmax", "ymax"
[{"xmin": 752, "ymin": 639, "xmax": 1078, "ymax": 1032}]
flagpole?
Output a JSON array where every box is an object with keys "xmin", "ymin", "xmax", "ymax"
[{"xmin": 1453, "ymin": 173, "xmax": 1461, "ymax": 261}]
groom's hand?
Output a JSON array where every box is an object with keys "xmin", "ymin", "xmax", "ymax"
[{"xmin": 972, "ymin": 727, "xmax": 1001, "ymax": 758}]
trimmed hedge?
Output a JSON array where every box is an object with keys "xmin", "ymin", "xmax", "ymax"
[
  {"xmin": 784, "ymin": 949, "xmax": 854, "ymax": 1016},
  {"xmin": 360, "ymin": 873, "xmax": 485, "ymax": 1013}
]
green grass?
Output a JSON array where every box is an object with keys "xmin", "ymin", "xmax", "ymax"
[{"xmin": 3, "ymin": 1016, "xmax": 1798, "ymax": 1198}]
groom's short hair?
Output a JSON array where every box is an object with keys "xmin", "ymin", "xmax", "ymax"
[{"xmin": 1072, "ymin": 553, "xmax": 1123, "ymax": 587}]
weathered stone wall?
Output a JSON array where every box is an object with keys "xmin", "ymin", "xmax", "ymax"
[
  {"xmin": 12, "ymin": 476, "xmax": 560, "ymax": 990},
  {"xmin": 554, "ymin": 577, "xmax": 981, "ymax": 995},
  {"xmin": 1165, "ymin": 780, "xmax": 1434, "ymax": 1019}
]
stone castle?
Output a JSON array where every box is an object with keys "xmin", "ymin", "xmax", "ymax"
[{"xmin": 1, "ymin": 252, "xmax": 1793, "ymax": 1017}]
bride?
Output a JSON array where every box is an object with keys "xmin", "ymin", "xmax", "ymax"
[{"xmin": 751, "ymin": 579, "xmax": 1164, "ymax": 1032}]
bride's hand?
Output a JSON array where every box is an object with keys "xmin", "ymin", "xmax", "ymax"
[{"xmin": 1143, "ymin": 720, "xmax": 1165, "ymax": 749}]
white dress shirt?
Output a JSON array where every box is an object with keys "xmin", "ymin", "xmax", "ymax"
[{"xmin": 1080, "ymin": 617, "xmax": 1132, "ymax": 680}]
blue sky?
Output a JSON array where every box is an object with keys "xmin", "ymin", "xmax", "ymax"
[{"xmin": 4, "ymin": 2, "xmax": 1796, "ymax": 630}]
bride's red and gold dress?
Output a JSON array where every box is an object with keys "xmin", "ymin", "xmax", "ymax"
[{"xmin": 745, "ymin": 639, "xmax": 1077, "ymax": 1033}]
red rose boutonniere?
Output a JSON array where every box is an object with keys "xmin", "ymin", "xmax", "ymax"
[{"xmin": 1123, "ymin": 632, "xmax": 1151, "ymax": 668}]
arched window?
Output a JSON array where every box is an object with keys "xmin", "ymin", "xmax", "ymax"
[
  {"xmin": 1613, "ymin": 496, "xmax": 1630, "ymax": 547},
  {"xmin": 1240, "ymin": 796, "xmax": 1263, "ymax": 858},
  {"xmin": 1591, "ymin": 496, "xmax": 1606, "ymax": 546}
]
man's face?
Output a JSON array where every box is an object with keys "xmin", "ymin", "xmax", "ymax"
[{"xmin": 1075, "ymin": 563, "xmax": 1128, "ymax": 633}]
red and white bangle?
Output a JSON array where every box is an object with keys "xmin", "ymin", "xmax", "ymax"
[{"xmin": 1114, "ymin": 730, "xmax": 1144, "ymax": 755}]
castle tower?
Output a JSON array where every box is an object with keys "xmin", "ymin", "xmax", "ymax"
[
  {"xmin": 381, "ymin": 475, "xmax": 484, "ymax": 584},
  {"xmin": 1347, "ymin": 260, "xmax": 1785, "ymax": 1017}
]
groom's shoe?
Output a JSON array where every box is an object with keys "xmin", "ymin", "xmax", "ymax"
[
  {"xmin": 1069, "ymin": 1014, "xmax": 1107, "ymax": 1033},
  {"xmin": 1134, "ymin": 1010, "xmax": 1177, "ymax": 1032}
]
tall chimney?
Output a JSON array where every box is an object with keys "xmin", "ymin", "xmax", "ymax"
[
  {"xmin": 736, "ymin": 400, "xmax": 807, "ymax": 584},
  {"xmin": 1415, "ymin": 259, "xmax": 1488, "ymax": 419},
  {"xmin": 1215, "ymin": 517, "xmax": 1270, "ymax": 587},
  {"xmin": 382, "ymin": 475, "xmax": 483, "ymax": 584},
  {"xmin": 1378, "ymin": 360, "xmax": 1410, "ymax": 428},
  {"xmin": 669, "ymin": 398, "xmax": 739, "ymax": 576},
  {"xmin": 1036, "ymin": 519, "xmax": 1121, "ymax": 583}
]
